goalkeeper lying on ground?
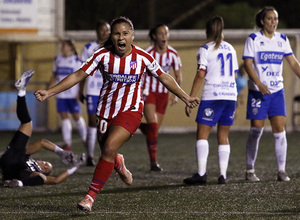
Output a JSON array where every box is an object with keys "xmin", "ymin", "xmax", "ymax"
[{"xmin": 0, "ymin": 70, "xmax": 85, "ymax": 187}]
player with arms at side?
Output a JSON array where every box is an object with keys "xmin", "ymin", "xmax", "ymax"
[
  {"xmin": 243, "ymin": 7, "xmax": 300, "ymax": 182},
  {"xmin": 48, "ymin": 39, "xmax": 87, "ymax": 151},
  {"xmin": 79, "ymin": 20, "xmax": 111, "ymax": 166},
  {"xmin": 183, "ymin": 16, "xmax": 238, "ymax": 185},
  {"xmin": 0, "ymin": 70, "xmax": 85, "ymax": 188},
  {"xmin": 140, "ymin": 24, "xmax": 182, "ymax": 171},
  {"xmin": 34, "ymin": 17, "xmax": 199, "ymax": 212}
]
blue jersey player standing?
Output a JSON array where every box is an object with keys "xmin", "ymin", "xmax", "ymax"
[
  {"xmin": 183, "ymin": 16, "xmax": 238, "ymax": 185},
  {"xmin": 243, "ymin": 7, "xmax": 300, "ymax": 182}
]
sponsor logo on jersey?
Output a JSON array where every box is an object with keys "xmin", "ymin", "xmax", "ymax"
[
  {"xmin": 130, "ymin": 61, "xmax": 137, "ymax": 70},
  {"xmin": 262, "ymin": 66, "xmax": 268, "ymax": 73},
  {"xmin": 106, "ymin": 72, "xmax": 139, "ymax": 83},
  {"xmin": 270, "ymin": 80, "xmax": 282, "ymax": 86},
  {"xmin": 266, "ymin": 71, "xmax": 280, "ymax": 76},
  {"xmin": 257, "ymin": 51, "xmax": 284, "ymax": 64},
  {"xmin": 204, "ymin": 108, "xmax": 214, "ymax": 118}
]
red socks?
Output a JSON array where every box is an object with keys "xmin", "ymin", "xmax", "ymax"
[
  {"xmin": 145, "ymin": 123, "xmax": 158, "ymax": 163},
  {"xmin": 87, "ymin": 159, "xmax": 114, "ymax": 200}
]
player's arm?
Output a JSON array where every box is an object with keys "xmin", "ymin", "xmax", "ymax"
[
  {"xmin": 35, "ymin": 69, "xmax": 88, "ymax": 102},
  {"xmin": 185, "ymin": 69, "xmax": 205, "ymax": 117},
  {"xmin": 78, "ymin": 78, "xmax": 87, "ymax": 103},
  {"xmin": 244, "ymin": 58, "xmax": 270, "ymax": 95},
  {"xmin": 169, "ymin": 68, "xmax": 182, "ymax": 106},
  {"xmin": 157, "ymin": 72, "xmax": 199, "ymax": 109},
  {"xmin": 44, "ymin": 153, "xmax": 85, "ymax": 185},
  {"xmin": 285, "ymin": 54, "xmax": 300, "ymax": 78}
]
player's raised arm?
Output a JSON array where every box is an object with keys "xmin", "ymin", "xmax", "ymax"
[
  {"xmin": 35, "ymin": 69, "xmax": 88, "ymax": 102},
  {"xmin": 157, "ymin": 72, "xmax": 200, "ymax": 108}
]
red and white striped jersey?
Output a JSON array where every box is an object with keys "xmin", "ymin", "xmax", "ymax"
[
  {"xmin": 142, "ymin": 45, "xmax": 182, "ymax": 94},
  {"xmin": 81, "ymin": 44, "xmax": 164, "ymax": 119}
]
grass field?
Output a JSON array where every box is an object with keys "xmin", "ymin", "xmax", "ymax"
[{"xmin": 1, "ymin": 130, "xmax": 300, "ymax": 220}]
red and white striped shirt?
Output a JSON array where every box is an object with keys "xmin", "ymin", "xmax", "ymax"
[
  {"xmin": 81, "ymin": 44, "xmax": 164, "ymax": 119},
  {"xmin": 142, "ymin": 45, "xmax": 182, "ymax": 94}
]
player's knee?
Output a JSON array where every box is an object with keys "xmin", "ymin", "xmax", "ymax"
[{"xmin": 101, "ymin": 146, "xmax": 117, "ymax": 160}]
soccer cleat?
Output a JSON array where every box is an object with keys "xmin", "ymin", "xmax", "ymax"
[
  {"xmin": 150, "ymin": 162, "xmax": 163, "ymax": 172},
  {"xmin": 183, "ymin": 173, "xmax": 207, "ymax": 185},
  {"xmin": 245, "ymin": 170, "xmax": 260, "ymax": 182},
  {"xmin": 86, "ymin": 156, "xmax": 95, "ymax": 166},
  {"xmin": 218, "ymin": 175, "xmax": 226, "ymax": 184},
  {"xmin": 14, "ymin": 70, "xmax": 35, "ymax": 90},
  {"xmin": 277, "ymin": 170, "xmax": 290, "ymax": 182},
  {"xmin": 77, "ymin": 196, "xmax": 93, "ymax": 212},
  {"xmin": 114, "ymin": 153, "xmax": 133, "ymax": 185}
]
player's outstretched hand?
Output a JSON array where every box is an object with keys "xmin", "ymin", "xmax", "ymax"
[
  {"xmin": 58, "ymin": 150, "xmax": 78, "ymax": 166},
  {"xmin": 34, "ymin": 90, "xmax": 50, "ymax": 102},
  {"xmin": 73, "ymin": 153, "xmax": 86, "ymax": 168}
]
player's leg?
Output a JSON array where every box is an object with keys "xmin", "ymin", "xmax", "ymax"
[
  {"xmin": 268, "ymin": 89, "xmax": 289, "ymax": 181},
  {"xmin": 1, "ymin": 70, "xmax": 34, "ymax": 179},
  {"xmin": 217, "ymin": 125, "xmax": 231, "ymax": 184},
  {"xmin": 84, "ymin": 113, "xmax": 98, "ymax": 166},
  {"xmin": 85, "ymin": 95, "xmax": 100, "ymax": 166},
  {"xmin": 72, "ymin": 112, "xmax": 87, "ymax": 146},
  {"xmin": 216, "ymin": 100, "xmax": 236, "ymax": 184},
  {"xmin": 143, "ymin": 103, "xmax": 160, "ymax": 171},
  {"xmin": 183, "ymin": 123, "xmax": 211, "ymax": 185},
  {"xmin": 26, "ymin": 139, "xmax": 78, "ymax": 166},
  {"xmin": 15, "ymin": 70, "xmax": 35, "ymax": 136},
  {"xmin": 245, "ymin": 90, "xmax": 267, "ymax": 181},
  {"xmin": 59, "ymin": 111, "xmax": 72, "ymax": 150},
  {"xmin": 77, "ymin": 126, "xmax": 131, "ymax": 212}
]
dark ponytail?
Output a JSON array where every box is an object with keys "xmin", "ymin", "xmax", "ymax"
[{"xmin": 206, "ymin": 16, "xmax": 224, "ymax": 50}]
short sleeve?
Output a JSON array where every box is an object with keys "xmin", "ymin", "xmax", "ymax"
[
  {"xmin": 198, "ymin": 46, "xmax": 208, "ymax": 70},
  {"xmin": 243, "ymin": 36, "xmax": 254, "ymax": 60}
]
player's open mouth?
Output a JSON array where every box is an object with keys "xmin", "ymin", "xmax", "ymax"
[{"xmin": 117, "ymin": 43, "xmax": 126, "ymax": 50}]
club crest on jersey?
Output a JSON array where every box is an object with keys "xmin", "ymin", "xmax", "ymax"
[
  {"xmin": 130, "ymin": 61, "xmax": 137, "ymax": 70},
  {"xmin": 204, "ymin": 108, "xmax": 214, "ymax": 118},
  {"xmin": 260, "ymin": 41, "xmax": 264, "ymax": 46},
  {"xmin": 277, "ymin": 41, "xmax": 282, "ymax": 47}
]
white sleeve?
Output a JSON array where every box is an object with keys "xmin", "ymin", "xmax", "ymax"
[
  {"xmin": 243, "ymin": 36, "xmax": 254, "ymax": 59},
  {"xmin": 198, "ymin": 47, "xmax": 207, "ymax": 70}
]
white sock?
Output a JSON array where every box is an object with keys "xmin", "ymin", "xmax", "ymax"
[
  {"xmin": 196, "ymin": 139, "xmax": 209, "ymax": 176},
  {"xmin": 18, "ymin": 89, "xmax": 26, "ymax": 97},
  {"xmin": 274, "ymin": 131, "xmax": 287, "ymax": 171},
  {"xmin": 246, "ymin": 127, "xmax": 263, "ymax": 170},
  {"xmin": 54, "ymin": 145, "xmax": 64, "ymax": 157},
  {"xmin": 76, "ymin": 117, "xmax": 87, "ymax": 143},
  {"xmin": 218, "ymin": 144, "xmax": 230, "ymax": 179},
  {"xmin": 62, "ymin": 118, "xmax": 72, "ymax": 146},
  {"xmin": 54, "ymin": 145, "xmax": 63, "ymax": 153},
  {"xmin": 87, "ymin": 126, "xmax": 97, "ymax": 158}
]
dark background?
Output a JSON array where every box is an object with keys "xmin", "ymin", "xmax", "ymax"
[{"xmin": 65, "ymin": 0, "xmax": 299, "ymax": 30}]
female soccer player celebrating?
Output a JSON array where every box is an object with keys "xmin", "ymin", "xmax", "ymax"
[
  {"xmin": 140, "ymin": 24, "xmax": 182, "ymax": 171},
  {"xmin": 243, "ymin": 7, "xmax": 300, "ymax": 182},
  {"xmin": 35, "ymin": 17, "xmax": 199, "ymax": 212},
  {"xmin": 183, "ymin": 16, "xmax": 238, "ymax": 185}
]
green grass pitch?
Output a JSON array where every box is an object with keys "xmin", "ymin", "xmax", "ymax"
[{"xmin": 0, "ymin": 131, "xmax": 300, "ymax": 219}]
